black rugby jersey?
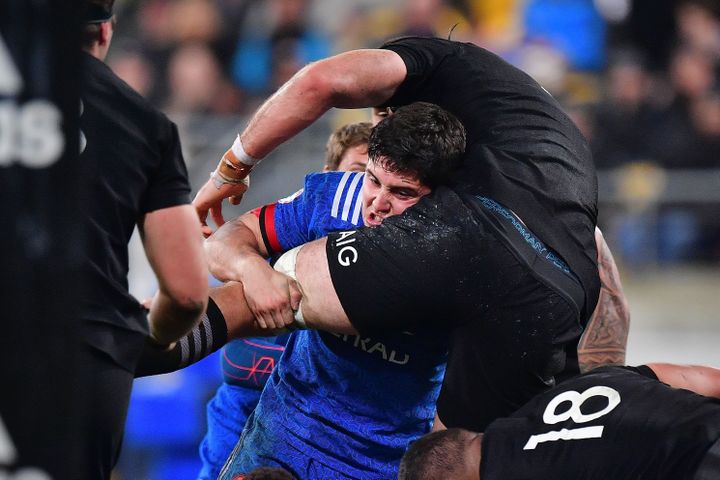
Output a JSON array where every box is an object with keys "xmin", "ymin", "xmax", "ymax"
[
  {"xmin": 482, "ymin": 366, "xmax": 720, "ymax": 479},
  {"xmin": 380, "ymin": 37, "xmax": 600, "ymax": 322},
  {"xmin": 79, "ymin": 52, "xmax": 191, "ymax": 370}
]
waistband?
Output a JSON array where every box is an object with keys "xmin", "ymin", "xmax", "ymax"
[
  {"xmin": 465, "ymin": 195, "xmax": 585, "ymax": 318},
  {"xmin": 694, "ymin": 436, "xmax": 720, "ymax": 480}
]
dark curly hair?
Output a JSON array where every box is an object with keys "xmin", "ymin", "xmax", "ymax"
[{"xmin": 368, "ymin": 102, "xmax": 466, "ymax": 187}]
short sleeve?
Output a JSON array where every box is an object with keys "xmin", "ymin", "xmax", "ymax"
[
  {"xmin": 140, "ymin": 118, "xmax": 191, "ymax": 213},
  {"xmin": 258, "ymin": 187, "xmax": 311, "ymax": 254},
  {"xmin": 258, "ymin": 172, "xmax": 364, "ymax": 254},
  {"xmin": 617, "ymin": 365, "xmax": 659, "ymax": 381},
  {"xmin": 380, "ymin": 37, "xmax": 454, "ymax": 107}
]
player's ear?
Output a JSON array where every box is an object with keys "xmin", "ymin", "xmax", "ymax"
[{"xmin": 98, "ymin": 21, "xmax": 112, "ymax": 46}]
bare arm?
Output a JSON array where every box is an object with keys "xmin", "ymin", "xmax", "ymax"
[
  {"xmin": 648, "ymin": 363, "xmax": 720, "ymax": 398},
  {"xmin": 577, "ymin": 228, "xmax": 630, "ymax": 373},
  {"xmin": 205, "ymin": 212, "xmax": 302, "ymax": 329},
  {"xmin": 141, "ymin": 205, "xmax": 209, "ymax": 345},
  {"xmin": 293, "ymin": 238, "xmax": 357, "ymax": 334},
  {"xmin": 205, "ymin": 212, "xmax": 270, "ymax": 283},
  {"xmin": 240, "ymin": 49, "xmax": 406, "ymax": 158},
  {"xmin": 217, "ymin": 237, "xmax": 357, "ymax": 338},
  {"xmin": 193, "ymin": 49, "xmax": 407, "ymax": 229}
]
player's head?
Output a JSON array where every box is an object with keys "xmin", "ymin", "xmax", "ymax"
[
  {"xmin": 362, "ymin": 101, "xmax": 466, "ymax": 226},
  {"xmin": 82, "ymin": 0, "xmax": 116, "ymax": 60},
  {"xmin": 398, "ymin": 428, "xmax": 482, "ymax": 480},
  {"xmin": 324, "ymin": 122, "xmax": 372, "ymax": 172}
]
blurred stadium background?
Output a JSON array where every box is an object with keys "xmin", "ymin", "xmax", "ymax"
[{"xmin": 108, "ymin": 0, "xmax": 720, "ymax": 477}]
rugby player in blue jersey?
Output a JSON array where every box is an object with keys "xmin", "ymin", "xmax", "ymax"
[
  {"xmin": 196, "ymin": 121, "xmax": 373, "ymax": 480},
  {"xmin": 205, "ymin": 102, "xmax": 465, "ymax": 479}
]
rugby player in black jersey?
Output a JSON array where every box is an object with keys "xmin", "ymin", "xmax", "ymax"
[
  {"xmin": 78, "ymin": 1, "xmax": 208, "ymax": 477},
  {"xmin": 399, "ymin": 363, "xmax": 720, "ymax": 480},
  {"xmin": 193, "ymin": 36, "xmax": 622, "ymax": 432}
]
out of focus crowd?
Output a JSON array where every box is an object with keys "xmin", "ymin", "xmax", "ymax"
[{"xmin": 109, "ymin": 0, "xmax": 720, "ymax": 266}]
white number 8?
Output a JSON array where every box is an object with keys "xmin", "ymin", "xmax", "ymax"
[
  {"xmin": 543, "ymin": 386, "xmax": 621, "ymax": 425},
  {"xmin": 524, "ymin": 386, "xmax": 621, "ymax": 450}
]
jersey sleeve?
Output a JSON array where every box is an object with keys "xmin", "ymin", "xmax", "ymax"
[
  {"xmin": 257, "ymin": 171, "xmax": 365, "ymax": 254},
  {"xmin": 380, "ymin": 37, "xmax": 525, "ymax": 109},
  {"xmin": 140, "ymin": 118, "xmax": 191, "ymax": 213},
  {"xmin": 617, "ymin": 364, "xmax": 659, "ymax": 380}
]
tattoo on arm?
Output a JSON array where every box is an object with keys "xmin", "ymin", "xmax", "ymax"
[{"xmin": 577, "ymin": 231, "xmax": 630, "ymax": 373}]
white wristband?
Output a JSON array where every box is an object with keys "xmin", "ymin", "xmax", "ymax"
[{"xmin": 231, "ymin": 135, "xmax": 261, "ymax": 166}]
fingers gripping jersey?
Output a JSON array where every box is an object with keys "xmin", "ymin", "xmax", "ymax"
[{"xmin": 223, "ymin": 171, "xmax": 449, "ymax": 480}]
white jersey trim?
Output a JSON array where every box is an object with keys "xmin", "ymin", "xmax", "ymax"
[{"xmin": 330, "ymin": 172, "xmax": 363, "ymax": 225}]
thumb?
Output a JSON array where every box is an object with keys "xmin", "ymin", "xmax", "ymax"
[{"xmin": 289, "ymin": 280, "xmax": 303, "ymax": 311}]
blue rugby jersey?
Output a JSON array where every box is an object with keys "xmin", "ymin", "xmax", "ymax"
[
  {"xmin": 238, "ymin": 171, "xmax": 449, "ymax": 479},
  {"xmin": 221, "ymin": 337, "xmax": 288, "ymax": 388},
  {"xmin": 199, "ymin": 335, "xmax": 289, "ymax": 480}
]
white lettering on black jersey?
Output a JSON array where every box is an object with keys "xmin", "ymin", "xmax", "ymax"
[{"xmin": 524, "ymin": 386, "xmax": 621, "ymax": 450}]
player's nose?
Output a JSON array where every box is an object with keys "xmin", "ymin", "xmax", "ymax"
[{"xmin": 372, "ymin": 190, "xmax": 391, "ymax": 211}]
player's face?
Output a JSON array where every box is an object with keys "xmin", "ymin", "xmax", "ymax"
[
  {"xmin": 336, "ymin": 143, "xmax": 369, "ymax": 172},
  {"xmin": 361, "ymin": 157, "xmax": 431, "ymax": 227}
]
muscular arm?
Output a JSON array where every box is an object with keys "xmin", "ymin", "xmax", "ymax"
[
  {"xmin": 240, "ymin": 49, "xmax": 406, "ymax": 158},
  {"xmin": 206, "ymin": 212, "xmax": 301, "ymax": 329},
  {"xmin": 648, "ymin": 363, "xmax": 720, "ymax": 398},
  {"xmin": 141, "ymin": 205, "xmax": 209, "ymax": 345},
  {"xmin": 193, "ymin": 49, "xmax": 407, "ymax": 227},
  {"xmin": 577, "ymin": 228, "xmax": 630, "ymax": 373},
  {"xmin": 219, "ymin": 237, "xmax": 357, "ymax": 338},
  {"xmin": 205, "ymin": 212, "xmax": 270, "ymax": 283}
]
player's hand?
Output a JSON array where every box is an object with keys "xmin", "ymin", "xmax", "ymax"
[
  {"xmin": 243, "ymin": 262, "xmax": 303, "ymax": 330},
  {"xmin": 193, "ymin": 178, "xmax": 248, "ymax": 238}
]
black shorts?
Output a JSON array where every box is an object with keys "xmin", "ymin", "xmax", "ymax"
[{"xmin": 326, "ymin": 187, "xmax": 586, "ymax": 430}]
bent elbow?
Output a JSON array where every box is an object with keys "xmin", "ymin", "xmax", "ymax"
[
  {"xmin": 294, "ymin": 62, "xmax": 338, "ymax": 109},
  {"xmin": 161, "ymin": 281, "xmax": 209, "ymax": 315}
]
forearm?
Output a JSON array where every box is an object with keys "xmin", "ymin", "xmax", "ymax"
[
  {"xmin": 136, "ymin": 284, "xmax": 285, "ymax": 377},
  {"xmin": 649, "ymin": 363, "xmax": 720, "ymax": 398},
  {"xmin": 578, "ymin": 229, "xmax": 630, "ymax": 372},
  {"xmin": 239, "ymin": 66, "xmax": 334, "ymax": 159},
  {"xmin": 210, "ymin": 282, "xmax": 288, "ymax": 339},
  {"xmin": 240, "ymin": 50, "xmax": 403, "ymax": 159},
  {"xmin": 148, "ymin": 290, "xmax": 206, "ymax": 345},
  {"xmin": 205, "ymin": 215, "xmax": 268, "ymax": 282},
  {"xmin": 136, "ymin": 297, "xmax": 229, "ymax": 377}
]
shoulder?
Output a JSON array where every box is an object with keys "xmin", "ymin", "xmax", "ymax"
[
  {"xmin": 380, "ymin": 37, "xmax": 486, "ymax": 62},
  {"xmin": 288, "ymin": 171, "xmax": 364, "ymax": 228},
  {"xmin": 303, "ymin": 171, "xmax": 364, "ymax": 203},
  {"xmin": 82, "ymin": 53, "xmax": 169, "ymax": 130},
  {"xmin": 381, "ymin": 36, "xmax": 456, "ymax": 52}
]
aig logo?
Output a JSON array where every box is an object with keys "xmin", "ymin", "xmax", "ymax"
[{"xmin": 335, "ymin": 230, "xmax": 359, "ymax": 267}]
